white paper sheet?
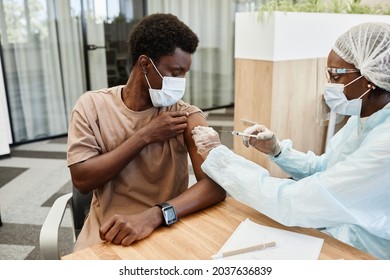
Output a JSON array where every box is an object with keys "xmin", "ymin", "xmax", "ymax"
[{"xmin": 212, "ymin": 218, "xmax": 324, "ymax": 260}]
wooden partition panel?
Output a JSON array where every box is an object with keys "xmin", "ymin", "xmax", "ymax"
[
  {"xmin": 233, "ymin": 59, "xmax": 273, "ymax": 174},
  {"xmin": 234, "ymin": 58, "xmax": 328, "ymax": 178}
]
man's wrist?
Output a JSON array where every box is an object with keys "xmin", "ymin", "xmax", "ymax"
[
  {"xmin": 150, "ymin": 206, "xmax": 164, "ymax": 228},
  {"xmin": 155, "ymin": 202, "xmax": 178, "ymax": 226}
]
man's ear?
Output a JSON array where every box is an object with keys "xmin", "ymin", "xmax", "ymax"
[{"xmin": 137, "ymin": 55, "xmax": 150, "ymax": 75}]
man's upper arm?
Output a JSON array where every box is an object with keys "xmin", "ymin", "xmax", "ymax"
[
  {"xmin": 183, "ymin": 111, "xmax": 209, "ymax": 181},
  {"xmin": 67, "ymin": 100, "xmax": 101, "ymax": 167}
]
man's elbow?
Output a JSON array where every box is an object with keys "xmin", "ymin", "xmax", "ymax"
[
  {"xmin": 217, "ymin": 186, "xmax": 227, "ymax": 201},
  {"xmin": 208, "ymin": 181, "xmax": 226, "ymax": 202},
  {"xmin": 204, "ymin": 177, "xmax": 226, "ymax": 202},
  {"xmin": 72, "ymin": 179, "xmax": 93, "ymax": 194},
  {"xmin": 69, "ymin": 163, "xmax": 96, "ymax": 194}
]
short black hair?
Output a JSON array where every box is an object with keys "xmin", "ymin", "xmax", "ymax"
[{"xmin": 128, "ymin": 13, "xmax": 199, "ymax": 67}]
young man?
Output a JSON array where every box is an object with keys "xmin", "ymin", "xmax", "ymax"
[{"xmin": 67, "ymin": 13, "xmax": 226, "ymax": 251}]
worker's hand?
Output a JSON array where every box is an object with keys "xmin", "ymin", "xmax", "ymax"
[
  {"xmin": 191, "ymin": 126, "xmax": 221, "ymax": 159},
  {"xmin": 99, "ymin": 207, "xmax": 162, "ymax": 246},
  {"xmin": 143, "ymin": 111, "xmax": 189, "ymax": 143},
  {"xmin": 242, "ymin": 124, "xmax": 281, "ymax": 156}
]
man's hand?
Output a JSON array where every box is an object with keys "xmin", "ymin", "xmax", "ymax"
[
  {"xmin": 99, "ymin": 207, "xmax": 162, "ymax": 246},
  {"xmin": 143, "ymin": 111, "xmax": 189, "ymax": 144}
]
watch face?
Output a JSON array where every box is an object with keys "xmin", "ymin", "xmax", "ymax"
[{"xmin": 163, "ymin": 205, "xmax": 177, "ymax": 225}]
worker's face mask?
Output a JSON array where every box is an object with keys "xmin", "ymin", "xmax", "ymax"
[
  {"xmin": 144, "ymin": 58, "xmax": 186, "ymax": 107},
  {"xmin": 323, "ymin": 75, "xmax": 371, "ymax": 116}
]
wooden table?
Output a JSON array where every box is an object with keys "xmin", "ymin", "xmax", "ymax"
[{"xmin": 62, "ymin": 197, "xmax": 376, "ymax": 260}]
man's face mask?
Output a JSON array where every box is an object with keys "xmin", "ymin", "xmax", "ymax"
[
  {"xmin": 323, "ymin": 75, "xmax": 372, "ymax": 116},
  {"xmin": 144, "ymin": 58, "xmax": 186, "ymax": 107}
]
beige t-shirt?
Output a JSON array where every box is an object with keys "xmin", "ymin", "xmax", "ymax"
[{"xmin": 67, "ymin": 86, "xmax": 204, "ymax": 251}]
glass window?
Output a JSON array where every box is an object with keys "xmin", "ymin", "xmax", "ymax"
[{"xmin": 0, "ymin": 0, "xmax": 85, "ymax": 142}]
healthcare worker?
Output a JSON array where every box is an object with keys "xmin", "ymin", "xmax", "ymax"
[{"xmin": 192, "ymin": 22, "xmax": 390, "ymax": 259}]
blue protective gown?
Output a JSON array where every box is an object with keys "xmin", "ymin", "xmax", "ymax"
[{"xmin": 202, "ymin": 105, "xmax": 390, "ymax": 259}]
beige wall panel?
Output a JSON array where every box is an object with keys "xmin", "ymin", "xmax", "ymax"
[
  {"xmin": 234, "ymin": 59, "xmax": 273, "ymax": 172},
  {"xmin": 271, "ymin": 59, "xmax": 326, "ymax": 153}
]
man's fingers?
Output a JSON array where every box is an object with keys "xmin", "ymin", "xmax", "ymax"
[
  {"xmin": 121, "ymin": 235, "xmax": 137, "ymax": 246},
  {"xmin": 99, "ymin": 218, "xmax": 115, "ymax": 240},
  {"xmin": 166, "ymin": 111, "xmax": 189, "ymax": 118}
]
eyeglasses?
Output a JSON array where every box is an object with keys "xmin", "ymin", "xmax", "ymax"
[{"xmin": 325, "ymin": 67, "xmax": 360, "ymax": 82}]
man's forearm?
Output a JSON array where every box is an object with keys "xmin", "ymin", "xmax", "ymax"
[
  {"xmin": 167, "ymin": 177, "xmax": 226, "ymax": 219},
  {"xmin": 70, "ymin": 133, "xmax": 149, "ymax": 193}
]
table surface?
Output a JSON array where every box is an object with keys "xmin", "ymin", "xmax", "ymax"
[{"xmin": 62, "ymin": 197, "xmax": 376, "ymax": 260}]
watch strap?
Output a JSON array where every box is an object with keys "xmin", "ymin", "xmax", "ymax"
[
  {"xmin": 156, "ymin": 202, "xmax": 171, "ymax": 209},
  {"xmin": 155, "ymin": 202, "xmax": 177, "ymax": 226}
]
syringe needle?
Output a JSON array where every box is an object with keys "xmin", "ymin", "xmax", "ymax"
[
  {"xmin": 231, "ymin": 131, "xmax": 258, "ymax": 138},
  {"xmin": 220, "ymin": 130, "xmax": 257, "ymax": 138}
]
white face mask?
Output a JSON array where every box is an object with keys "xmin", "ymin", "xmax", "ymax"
[
  {"xmin": 323, "ymin": 75, "xmax": 371, "ymax": 116},
  {"xmin": 145, "ymin": 59, "xmax": 186, "ymax": 107}
]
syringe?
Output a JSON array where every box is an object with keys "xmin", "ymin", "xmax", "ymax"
[{"xmin": 220, "ymin": 130, "xmax": 258, "ymax": 138}]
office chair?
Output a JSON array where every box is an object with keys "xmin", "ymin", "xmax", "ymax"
[{"xmin": 39, "ymin": 186, "xmax": 92, "ymax": 260}]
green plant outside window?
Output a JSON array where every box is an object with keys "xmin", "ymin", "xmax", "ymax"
[{"xmin": 258, "ymin": 0, "xmax": 390, "ymax": 16}]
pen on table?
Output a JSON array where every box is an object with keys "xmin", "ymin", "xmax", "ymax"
[
  {"xmin": 212, "ymin": 241, "xmax": 276, "ymax": 259},
  {"xmin": 220, "ymin": 130, "xmax": 258, "ymax": 138}
]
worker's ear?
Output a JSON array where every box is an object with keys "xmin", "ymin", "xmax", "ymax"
[{"xmin": 138, "ymin": 55, "xmax": 150, "ymax": 75}]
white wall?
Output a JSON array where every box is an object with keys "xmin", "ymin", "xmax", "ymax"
[
  {"xmin": 235, "ymin": 12, "xmax": 390, "ymax": 61},
  {"xmin": 0, "ymin": 51, "xmax": 12, "ymax": 156}
]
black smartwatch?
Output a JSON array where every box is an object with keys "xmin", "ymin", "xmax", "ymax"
[{"xmin": 155, "ymin": 202, "xmax": 178, "ymax": 226}]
